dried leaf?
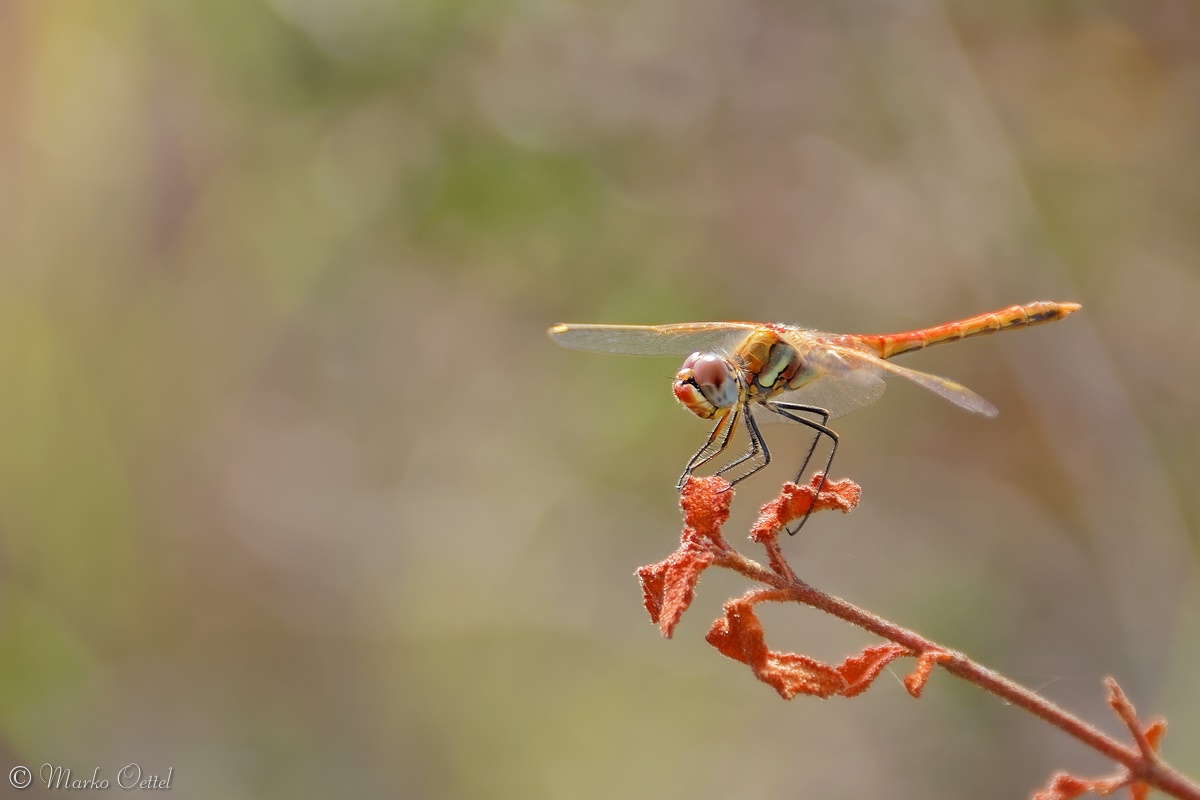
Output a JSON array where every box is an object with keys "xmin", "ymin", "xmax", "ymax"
[
  {"xmin": 637, "ymin": 530, "xmax": 716, "ymax": 638},
  {"xmin": 705, "ymin": 600, "xmax": 916, "ymax": 700},
  {"xmin": 903, "ymin": 649, "xmax": 952, "ymax": 698},
  {"xmin": 1033, "ymin": 773, "xmax": 1102, "ymax": 800},
  {"xmin": 705, "ymin": 594, "xmax": 846, "ymax": 699},
  {"xmin": 750, "ymin": 474, "xmax": 861, "ymax": 543},
  {"xmin": 837, "ymin": 644, "xmax": 911, "ymax": 698},
  {"xmin": 679, "ymin": 476, "xmax": 733, "ymax": 544}
]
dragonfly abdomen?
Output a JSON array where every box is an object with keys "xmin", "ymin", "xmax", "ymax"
[{"xmin": 855, "ymin": 301, "xmax": 1081, "ymax": 360}]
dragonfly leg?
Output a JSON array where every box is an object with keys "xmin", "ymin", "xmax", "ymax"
[
  {"xmin": 714, "ymin": 407, "xmax": 771, "ymax": 486},
  {"xmin": 766, "ymin": 402, "xmax": 838, "ymax": 535},
  {"xmin": 771, "ymin": 402, "xmax": 833, "ymax": 481},
  {"xmin": 676, "ymin": 407, "xmax": 740, "ymax": 491}
]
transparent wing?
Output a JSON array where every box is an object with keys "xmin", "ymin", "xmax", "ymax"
[
  {"xmin": 768, "ymin": 366, "xmax": 888, "ymax": 420},
  {"xmin": 547, "ymin": 321, "xmax": 758, "ymax": 356},
  {"xmin": 802, "ymin": 342, "xmax": 998, "ymax": 418}
]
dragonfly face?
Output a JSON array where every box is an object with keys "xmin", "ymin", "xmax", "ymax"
[{"xmin": 673, "ymin": 352, "xmax": 742, "ymax": 419}]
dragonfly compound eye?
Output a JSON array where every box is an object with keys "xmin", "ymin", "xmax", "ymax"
[{"xmin": 673, "ymin": 353, "xmax": 738, "ymax": 418}]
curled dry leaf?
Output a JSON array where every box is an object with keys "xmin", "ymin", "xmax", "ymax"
[
  {"xmin": 837, "ymin": 643, "xmax": 913, "ymax": 698},
  {"xmin": 706, "ymin": 592, "xmax": 845, "ymax": 699},
  {"xmin": 705, "ymin": 593, "xmax": 912, "ymax": 700},
  {"xmin": 1033, "ymin": 772, "xmax": 1127, "ymax": 800},
  {"xmin": 749, "ymin": 474, "xmax": 862, "ymax": 543},
  {"xmin": 636, "ymin": 530, "xmax": 716, "ymax": 638},
  {"xmin": 678, "ymin": 475, "xmax": 734, "ymax": 545},
  {"xmin": 903, "ymin": 649, "xmax": 953, "ymax": 698}
]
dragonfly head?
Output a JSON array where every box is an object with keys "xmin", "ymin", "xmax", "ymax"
[{"xmin": 673, "ymin": 352, "xmax": 740, "ymax": 419}]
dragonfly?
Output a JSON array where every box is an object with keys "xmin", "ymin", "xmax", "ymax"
[{"xmin": 549, "ymin": 300, "xmax": 1081, "ymax": 531}]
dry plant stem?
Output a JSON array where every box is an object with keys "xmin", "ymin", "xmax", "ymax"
[
  {"xmin": 651, "ymin": 477, "xmax": 1199, "ymax": 798},
  {"xmin": 714, "ymin": 548, "xmax": 1200, "ymax": 800}
]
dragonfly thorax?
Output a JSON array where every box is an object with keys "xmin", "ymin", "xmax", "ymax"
[
  {"xmin": 673, "ymin": 352, "xmax": 742, "ymax": 419},
  {"xmin": 738, "ymin": 328, "xmax": 811, "ymax": 398}
]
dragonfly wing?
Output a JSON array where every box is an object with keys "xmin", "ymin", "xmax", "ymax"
[
  {"xmin": 815, "ymin": 344, "xmax": 999, "ymax": 418},
  {"xmin": 768, "ymin": 366, "xmax": 887, "ymax": 420},
  {"xmin": 547, "ymin": 322, "xmax": 757, "ymax": 356}
]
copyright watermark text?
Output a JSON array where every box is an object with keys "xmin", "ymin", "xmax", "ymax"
[{"xmin": 5, "ymin": 763, "xmax": 174, "ymax": 791}]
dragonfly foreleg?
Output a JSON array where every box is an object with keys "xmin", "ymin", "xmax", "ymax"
[
  {"xmin": 676, "ymin": 407, "xmax": 740, "ymax": 491},
  {"xmin": 713, "ymin": 407, "xmax": 771, "ymax": 486},
  {"xmin": 766, "ymin": 402, "xmax": 838, "ymax": 534}
]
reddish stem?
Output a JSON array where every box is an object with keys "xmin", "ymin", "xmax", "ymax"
[{"xmin": 712, "ymin": 548, "xmax": 1200, "ymax": 800}]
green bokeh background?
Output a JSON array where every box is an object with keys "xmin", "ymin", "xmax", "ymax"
[{"xmin": 0, "ymin": 2, "xmax": 1197, "ymax": 798}]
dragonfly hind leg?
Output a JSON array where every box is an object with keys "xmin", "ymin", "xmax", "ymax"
[
  {"xmin": 676, "ymin": 407, "xmax": 740, "ymax": 491},
  {"xmin": 765, "ymin": 402, "xmax": 839, "ymax": 534}
]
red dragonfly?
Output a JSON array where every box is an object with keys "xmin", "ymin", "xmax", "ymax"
[{"xmin": 549, "ymin": 301, "xmax": 1080, "ymax": 530}]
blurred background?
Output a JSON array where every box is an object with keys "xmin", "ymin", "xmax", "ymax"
[{"xmin": 0, "ymin": 1, "xmax": 1197, "ymax": 798}]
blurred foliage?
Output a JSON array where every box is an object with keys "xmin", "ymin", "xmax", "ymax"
[{"xmin": 0, "ymin": 1, "xmax": 1197, "ymax": 798}]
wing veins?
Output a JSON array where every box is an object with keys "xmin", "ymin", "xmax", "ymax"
[{"xmin": 548, "ymin": 322, "xmax": 758, "ymax": 356}]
